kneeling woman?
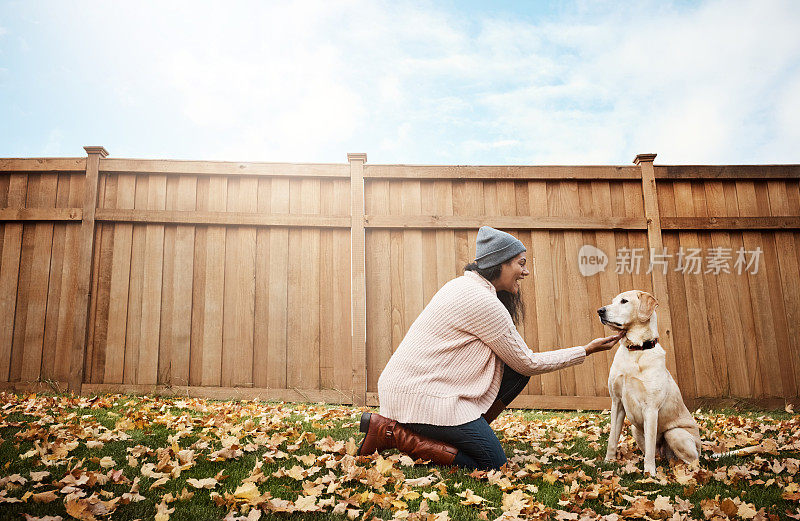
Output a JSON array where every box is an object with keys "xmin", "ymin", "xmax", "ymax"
[{"xmin": 357, "ymin": 226, "xmax": 622, "ymax": 470}]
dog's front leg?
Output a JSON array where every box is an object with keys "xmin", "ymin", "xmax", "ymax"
[
  {"xmin": 604, "ymin": 398, "xmax": 626, "ymax": 462},
  {"xmin": 643, "ymin": 408, "xmax": 658, "ymax": 476}
]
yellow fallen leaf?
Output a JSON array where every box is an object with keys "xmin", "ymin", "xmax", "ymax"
[
  {"xmin": 422, "ymin": 491, "xmax": 440, "ymax": 502},
  {"xmin": 186, "ymin": 477, "xmax": 218, "ymax": 489},
  {"xmin": 458, "ymin": 489, "xmax": 486, "ymax": 505},
  {"xmin": 345, "ymin": 437, "xmax": 358, "ymax": 456},
  {"xmin": 32, "ymin": 490, "xmax": 60, "ymax": 503},
  {"xmin": 399, "ymin": 455, "xmax": 416, "ymax": 466},
  {"xmin": 501, "ymin": 489, "xmax": 527, "ymax": 514},
  {"xmin": 652, "ymin": 495, "xmax": 673, "ymax": 514},
  {"xmin": 738, "ymin": 502, "xmax": 758, "ymax": 519},
  {"xmin": 374, "ymin": 455, "xmax": 394, "ymax": 475},
  {"xmin": 154, "ymin": 500, "xmax": 174, "ymax": 521},
  {"xmin": 294, "ymin": 495, "xmax": 319, "ymax": 512},
  {"xmin": 233, "ymin": 482, "xmax": 260, "ymax": 502},
  {"xmin": 150, "ymin": 476, "xmax": 169, "ymax": 490}
]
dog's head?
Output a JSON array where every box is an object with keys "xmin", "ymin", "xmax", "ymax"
[{"xmin": 597, "ymin": 290, "xmax": 658, "ymax": 332}]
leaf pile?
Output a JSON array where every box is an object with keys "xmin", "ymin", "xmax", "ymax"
[{"xmin": 0, "ymin": 392, "xmax": 798, "ymax": 520}]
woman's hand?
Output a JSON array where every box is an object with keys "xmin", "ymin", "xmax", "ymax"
[{"xmin": 583, "ymin": 332, "xmax": 625, "ymax": 355}]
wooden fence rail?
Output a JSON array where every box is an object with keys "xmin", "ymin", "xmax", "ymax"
[{"xmin": 1, "ymin": 148, "xmax": 799, "ymax": 410}]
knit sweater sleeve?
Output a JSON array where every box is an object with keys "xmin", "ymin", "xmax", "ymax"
[
  {"xmin": 486, "ymin": 324, "xmax": 587, "ymax": 376},
  {"xmin": 467, "ymin": 291, "xmax": 587, "ymax": 377}
]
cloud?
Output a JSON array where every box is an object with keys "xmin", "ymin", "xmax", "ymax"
[{"xmin": 2, "ymin": 0, "xmax": 799, "ymax": 163}]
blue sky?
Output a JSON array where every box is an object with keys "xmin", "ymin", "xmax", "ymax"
[{"xmin": 1, "ymin": 0, "xmax": 799, "ymax": 164}]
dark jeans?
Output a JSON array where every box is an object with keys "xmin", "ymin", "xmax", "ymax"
[{"xmin": 404, "ymin": 363, "xmax": 530, "ymax": 470}]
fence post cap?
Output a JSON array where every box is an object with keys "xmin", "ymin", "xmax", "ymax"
[
  {"xmin": 633, "ymin": 153, "xmax": 657, "ymax": 164},
  {"xmin": 347, "ymin": 153, "xmax": 367, "ymax": 162},
  {"xmin": 83, "ymin": 146, "xmax": 109, "ymax": 158}
]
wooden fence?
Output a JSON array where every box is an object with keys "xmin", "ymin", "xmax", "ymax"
[{"xmin": 1, "ymin": 148, "xmax": 799, "ymax": 409}]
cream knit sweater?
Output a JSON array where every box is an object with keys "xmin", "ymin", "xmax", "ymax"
[{"xmin": 377, "ymin": 270, "xmax": 587, "ymax": 426}]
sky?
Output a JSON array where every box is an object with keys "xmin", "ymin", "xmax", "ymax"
[{"xmin": 1, "ymin": 0, "xmax": 799, "ymax": 165}]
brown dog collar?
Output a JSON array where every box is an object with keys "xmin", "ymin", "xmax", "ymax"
[{"xmin": 626, "ymin": 338, "xmax": 658, "ymax": 351}]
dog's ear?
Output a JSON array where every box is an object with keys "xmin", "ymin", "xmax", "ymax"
[{"xmin": 637, "ymin": 292, "xmax": 658, "ymax": 321}]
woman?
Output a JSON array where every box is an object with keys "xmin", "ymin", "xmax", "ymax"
[{"xmin": 357, "ymin": 226, "xmax": 623, "ymax": 470}]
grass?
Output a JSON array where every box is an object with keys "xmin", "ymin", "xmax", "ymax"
[{"xmin": 0, "ymin": 392, "xmax": 798, "ymax": 520}]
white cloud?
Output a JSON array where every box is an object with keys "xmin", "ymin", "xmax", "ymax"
[{"xmin": 3, "ymin": 0, "xmax": 799, "ymax": 163}]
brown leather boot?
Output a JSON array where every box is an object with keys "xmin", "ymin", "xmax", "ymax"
[
  {"xmin": 357, "ymin": 412, "xmax": 458, "ymax": 465},
  {"xmin": 481, "ymin": 398, "xmax": 506, "ymax": 424}
]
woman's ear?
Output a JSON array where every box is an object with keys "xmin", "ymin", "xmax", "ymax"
[{"xmin": 637, "ymin": 292, "xmax": 658, "ymax": 321}]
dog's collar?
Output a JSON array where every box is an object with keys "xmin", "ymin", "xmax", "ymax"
[{"xmin": 625, "ymin": 338, "xmax": 658, "ymax": 351}]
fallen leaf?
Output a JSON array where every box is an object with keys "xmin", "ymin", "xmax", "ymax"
[{"xmin": 186, "ymin": 477, "xmax": 218, "ymax": 489}]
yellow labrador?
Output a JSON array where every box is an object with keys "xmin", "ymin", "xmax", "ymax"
[{"xmin": 597, "ymin": 290, "xmax": 701, "ymax": 475}]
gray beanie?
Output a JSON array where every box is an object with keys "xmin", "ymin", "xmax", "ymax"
[{"xmin": 474, "ymin": 226, "xmax": 526, "ymax": 268}]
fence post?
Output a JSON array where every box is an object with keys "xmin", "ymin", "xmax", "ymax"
[
  {"xmin": 349, "ymin": 153, "xmax": 368, "ymax": 406},
  {"xmin": 635, "ymin": 153, "xmax": 678, "ymax": 377},
  {"xmin": 68, "ymin": 146, "xmax": 107, "ymax": 393}
]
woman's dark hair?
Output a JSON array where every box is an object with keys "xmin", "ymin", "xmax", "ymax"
[{"xmin": 463, "ymin": 261, "xmax": 525, "ymax": 325}]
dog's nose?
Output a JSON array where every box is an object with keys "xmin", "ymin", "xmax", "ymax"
[{"xmin": 597, "ymin": 307, "xmax": 606, "ymax": 317}]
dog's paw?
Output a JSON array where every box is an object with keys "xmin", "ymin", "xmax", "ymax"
[
  {"xmin": 603, "ymin": 454, "xmax": 616, "ymax": 463},
  {"xmin": 644, "ymin": 465, "xmax": 657, "ymax": 476}
]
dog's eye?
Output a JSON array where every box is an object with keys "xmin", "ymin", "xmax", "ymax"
[{"xmin": 620, "ymin": 299, "xmax": 628, "ymax": 304}]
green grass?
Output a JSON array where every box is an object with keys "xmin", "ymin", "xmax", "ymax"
[{"xmin": 0, "ymin": 393, "xmax": 798, "ymax": 520}]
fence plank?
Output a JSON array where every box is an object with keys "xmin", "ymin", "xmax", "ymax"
[
  {"xmin": 95, "ymin": 208, "xmax": 349, "ymax": 227},
  {"xmin": 158, "ymin": 178, "xmax": 178, "ymax": 385},
  {"xmin": 333, "ymin": 179, "xmax": 351, "ymax": 392},
  {"xmin": 572, "ymin": 183, "xmax": 608, "ymax": 396},
  {"xmin": 736, "ymin": 180, "xmax": 782, "ymax": 397},
  {"xmin": 691, "ymin": 182, "xmax": 729, "ymax": 395},
  {"xmin": 87, "ymin": 176, "xmax": 114, "ymax": 383},
  {"xmin": 562, "ymin": 181, "xmax": 595, "ymax": 396},
  {"xmin": 20, "ymin": 174, "xmax": 57, "ymax": 382},
  {"xmin": 319, "ymin": 179, "xmax": 335, "ymax": 389},
  {"xmin": 433, "ymin": 181, "xmax": 456, "ymax": 287},
  {"xmin": 672, "ymin": 182, "xmax": 716, "ymax": 396},
  {"xmin": 41, "ymin": 175, "xmax": 70, "ymax": 382},
  {"xmin": 548, "ymin": 181, "xmax": 575, "ymax": 396},
  {"xmin": 363, "ymin": 215, "xmax": 646, "ymax": 230},
  {"xmin": 590, "ymin": 181, "xmax": 620, "ymax": 394},
  {"xmin": 420, "ymin": 182, "xmax": 438, "ymax": 307},
  {"xmin": 772, "ymin": 181, "xmax": 800, "ymax": 396},
  {"xmin": 266, "ymin": 178, "xmax": 289, "ymax": 388},
  {"xmin": 201, "ymin": 176, "xmax": 227, "ymax": 386},
  {"xmin": 138, "ymin": 174, "xmax": 166, "ymax": 385},
  {"xmin": 366, "ymin": 180, "xmax": 391, "ymax": 393},
  {"xmin": 389, "ymin": 182, "xmax": 405, "ymax": 359},
  {"xmin": 402, "ymin": 180, "xmax": 424, "ymax": 341},
  {"xmin": 253, "ymin": 178, "xmax": 272, "ymax": 388},
  {"xmin": 0, "ymin": 208, "xmax": 81, "ymax": 221},
  {"xmin": 705, "ymin": 181, "xmax": 750, "ymax": 396},
  {"xmin": 171, "ymin": 176, "xmax": 196, "ymax": 386},
  {"xmin": 661, "ymin": 216, "xmax": 800, "ymax": 229},
  {"xmin": 513, "ymin": 182, "xmax": 541, "ymax": 398},
  {"xmin": 0, "ymin": 175, "xmax": 27, "ymax": 381},
  {"xmin": 658, "ymin": 183, "xmax": 697, "ymax": 399},
  {"xmin": 722, "ymin": 182, "xmax": 759, "ymax": 396},
  {"xmin": 189, "ymin": 178, "xmax": 209, "ymax": 386},
  {"xmin": 0, "ymin": 158, "xmax": 85, "ymax": 173},
  {"xmin": 756, "ymin": 182, "xmax": 796, "ymax": 397},
  {"xmin": 349, "ymin": 154, "xmax": 367, "ymax": 405},
  {"xmin": 101, "ymin": 158, "xmax": 349, "ymax": 178},
  {"xmin": 222, "ymin": 177, "xmax": 257, "ymax": 387},
  {"xmin": 529, "ymin": 181, "xmax": 560, "ymax": 396},
  {"xmin": 105, "ymin": 174, "xmax": 135, "ymax": 384},
  {"xmin": 365, "ymin": 165, "xmax": 641, "ymax": 180}
]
